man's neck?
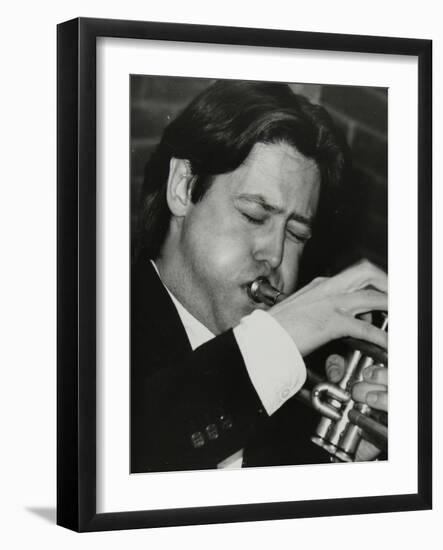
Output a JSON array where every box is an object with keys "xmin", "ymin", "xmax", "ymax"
[
  {"xmin": 151, "ymin": 259, "xmax": 215, "ymax": 348},
  {"xmin": 154, "ymin": 253, "xmax": 218, "ymax": 334}
]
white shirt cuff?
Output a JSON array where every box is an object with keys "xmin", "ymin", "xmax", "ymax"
[{"xmin": 233, "ymin": 310, "xmax": 307, "ymax": 417}]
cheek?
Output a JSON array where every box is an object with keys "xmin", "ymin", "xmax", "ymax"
[
  {"xmin": 205, "ymin": 233, "xmax": 250, "ymax": 276},
  {"xmin": 185, "ymin": 211, "xmax": 250, "ymax": 277},
  {"xmin": 281, "ymin": 247, "xmax": 303, "ymax": 292}
]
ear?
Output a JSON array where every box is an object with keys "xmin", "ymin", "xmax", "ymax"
[{"xmin": 166, "ymin": 157, "xmax": 194, "ymax": 217}]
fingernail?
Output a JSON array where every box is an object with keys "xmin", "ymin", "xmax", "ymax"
[
  {"xmin": 328, "ymin": 366, "xmax": 340, "ymax": 380},
  {"xmin": 367, "ymin": 392, "xmax": 378, "ymax": 406},
  {"xmin": 326, "ymin": 356, "xmax": 338, "ymax": 367},
  {"xmin": 363, "ymin": 366, "xmax": 375, "ymax": 381}
]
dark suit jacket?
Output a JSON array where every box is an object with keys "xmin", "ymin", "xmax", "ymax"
[{"xmin": 131, "ymin": 260, "xmax": 328, "ymax": 473}]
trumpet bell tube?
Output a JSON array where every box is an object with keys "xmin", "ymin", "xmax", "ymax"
[{"xmin": 248, "ymin": 276, "xmax": 388, "ymax": 462}]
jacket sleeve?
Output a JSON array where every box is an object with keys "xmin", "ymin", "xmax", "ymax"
[{"xmin": 131, "ymin": 329, "xmax": 268, "ymax": 473}]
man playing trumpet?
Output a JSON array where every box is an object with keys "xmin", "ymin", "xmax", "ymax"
[{"xmin": 131, "ymin": 80, "xmax": 388, "ymax": 472}]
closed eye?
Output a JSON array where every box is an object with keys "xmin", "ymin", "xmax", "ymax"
[
  {"xmin": 242, "ymin": 212, "xmax": 266, "ymax": 225},
  {"xmin": 242, "ymin": 210, "xmax": 310, "ymax": 242},
  {"xmin": 287, "ymin": 231, "xmax": 309, "ymax": 244},
  {"xmin": 287, "ymin": 219, "xmax": 311, "ymax": 244}
]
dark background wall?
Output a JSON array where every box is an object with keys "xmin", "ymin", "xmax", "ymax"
[{"xmin": 131, "ymin": 76, "xmax": 387, "ymax": 273}]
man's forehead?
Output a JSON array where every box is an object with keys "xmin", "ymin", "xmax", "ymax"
[
  {"xmin": 231, "ymin": 142, "xmax": 320, "ymax": 197},
  {"xmin": 246, "ymin": 141, "xmax": 303, "ymax": 164},
  {"xmin": 238, "ymin": 142, "xmax": 319, "ymax": 181}
]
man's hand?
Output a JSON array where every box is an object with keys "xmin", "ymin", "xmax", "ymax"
[
  {"xmin": 268, "ymin": 260, "xmax": 387, "ymax": 357},
  {"xmin": 352, "ymin": 365, "xmax": 388, "ymax": 412},
  {"xmin": 268, "ymin": 259, "xmax": 387, "ymax": 461},
  {"xmin": 325, "ymin": 355, "xmax": 388, "ymax": 413},
  {"xmin": 325, "ymin": 354, "xmax": 388, "ymax": 461}
]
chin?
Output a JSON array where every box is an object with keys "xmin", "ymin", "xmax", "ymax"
[
  {"xmin": 226, "ymin": 306, "xmax": 258, "ymax": 331},
  {"xmin": 212, "ymin": 310, "xmax": 242, "ymax": 333},
  {"xmin": 213, "ymin": 292, "xmax": 263, "ymax": 332}
]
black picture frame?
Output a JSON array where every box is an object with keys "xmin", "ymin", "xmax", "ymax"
[{"xmin": 57, "ymin": 17, "xmax": 432, "ymax": 532}]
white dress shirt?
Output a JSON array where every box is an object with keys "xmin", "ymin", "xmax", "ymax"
[{"xmin": 151, "ymin": 261, "xmax": 307, "ymax": 468}]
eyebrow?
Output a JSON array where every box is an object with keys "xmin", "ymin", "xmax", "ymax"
[{"xmin": 235, "ymin": 193, "xmax": 314, "ymax": 228}]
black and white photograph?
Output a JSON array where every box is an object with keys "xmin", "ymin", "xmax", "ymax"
[
  {"xmin": 53, "ymin": 15, "xmax": 432, "ymax": 534},
  {"xmin": 1, "ymin": 0, "xmax": 440, "ymax": 545},
  {"xmin": 130, "ymin": 76, "xmax": 389, "ymax": 474}
]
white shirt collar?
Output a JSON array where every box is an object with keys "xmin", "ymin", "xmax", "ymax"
[{"xmin": 150, "ymin": 260, "xmax": 214, "ymax": 350}]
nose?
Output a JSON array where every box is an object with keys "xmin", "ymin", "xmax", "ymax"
[{"xmin": 252, "ymin": 226, "xmax": 285, "ymax": 270}]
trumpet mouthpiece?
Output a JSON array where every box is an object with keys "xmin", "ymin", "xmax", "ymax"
[{"xmin": 247, "ymin": 277, "xmax": 284, "ymax": 306}]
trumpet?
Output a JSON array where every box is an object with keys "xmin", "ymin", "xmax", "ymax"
[{"xmin": 248, "ymin": 276, "xmax": 388, "ymax": 462}]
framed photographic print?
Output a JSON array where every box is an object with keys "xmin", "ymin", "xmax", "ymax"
[{"xmin": 57, "ymin": 17, "xmax": 432, "ymax": 531}]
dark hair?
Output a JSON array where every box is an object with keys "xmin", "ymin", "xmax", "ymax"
[{"xmin": 134, "ymin": 80, "xmax": 349, "ymax": 260}]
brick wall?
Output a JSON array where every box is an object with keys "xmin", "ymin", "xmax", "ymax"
[
  {"xmin": 320, "ymin": 85, "xmax": 388, "ymax": 269},
  {"xmin": 131, "ymin": 76, "xmax": 387, "ymax": 271},
  {"xmin": 131, "ymin": 76, "xmax": 213, "ymax": 211}
]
